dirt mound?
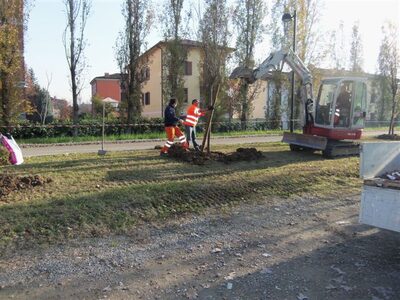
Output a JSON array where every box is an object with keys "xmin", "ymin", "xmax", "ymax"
[
  {"xmin": 167, "ymin": 144, "xmax": 263, "ymax": 165},
  {"xmin": 0, "ymin": 175, "xmax": 51, "ymax": 199},
  {"xmin": 377, "ymin": 134, "xmax": 400, "ymax": 140}
]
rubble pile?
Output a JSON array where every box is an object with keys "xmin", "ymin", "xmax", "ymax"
[
  {"xmin": 0, "ymin": 175, "xmax": 51, "ymax": 199},
  {"xmin": 379, "ymin": 170, "xmax": 400, "ymax": 181},
  {"xmin": 167, "ymin": 144, "xmax": 263, "ymax": 165}
]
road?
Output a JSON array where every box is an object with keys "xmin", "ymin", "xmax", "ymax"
[
  {"xmin": 21, "ymin": 131, "xmax": 385, "ymax": 157},
  {"xmin": 21, "ymin": 135, "xmax": 282, "ymax": 157}
]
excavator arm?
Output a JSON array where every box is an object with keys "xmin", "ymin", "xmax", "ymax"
[
  {"xmin": 230, "ymin": 48, "xmax": 314, "ymax": 126},
  {"xmin": 230, "ymin": 49, "xmax": 313, "ymax": 99}
]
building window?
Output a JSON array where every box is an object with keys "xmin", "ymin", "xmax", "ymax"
[
  {"xmin": 145, "ymin": 92, "xmax": 150, "ymax": 105},
  {"xmin": 141, "ymin": 93, "xmax": 145, "ymax": 106},
  {"xmin": 184, "ymin": 88, "xmax": 188, "ymax": 103},
  {"xmin": 184, "ymin": 61, "xmax": 192, "ymax": 76},
  {"xmin": 140, "ymin": 67, "xmax": 150, "ymax": 81}
]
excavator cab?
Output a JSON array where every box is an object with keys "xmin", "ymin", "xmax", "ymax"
[{"xmin": 314, "ymin": 78, "xmax": 367, "ymax": 132}]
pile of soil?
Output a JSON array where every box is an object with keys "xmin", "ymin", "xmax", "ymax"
[
  {"xmin": 167, "ymin": 144, "xmax": 263, "ymax": 165},
  {"xmin": 0, "ymin": 175, "xmax": 51, "ymax": 199},
  {"xmin": 377, "ymin": 134, "xmax": 400, "ymax": 140}
]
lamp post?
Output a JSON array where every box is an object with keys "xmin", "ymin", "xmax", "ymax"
[
  {"xmin": 98, "ymin": 101, "xmax": 107, "ymax": 156},
  {"xmin": 282, "ymin": 10, "xmax": 296, "ymax": 133}
]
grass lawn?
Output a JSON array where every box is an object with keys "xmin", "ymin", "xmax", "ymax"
[{"xmin": 0, "ymin": 142, "xmax": 361, "ymax": 252}]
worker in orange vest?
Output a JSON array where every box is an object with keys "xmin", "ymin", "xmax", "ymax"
[
  {"xmin": 183, "ymin": 99, "xmax": 212, "ymax": 151},
  {"xmin": 160, "ymin": 98, "xmax": 188, "ymax": 156}
]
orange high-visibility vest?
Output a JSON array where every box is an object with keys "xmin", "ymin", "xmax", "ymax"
[{"xmin": 183, "ymin": 104, "xmax": 205, "ymax": 127}]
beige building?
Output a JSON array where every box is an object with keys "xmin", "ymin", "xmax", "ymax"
[{"xmin": 139, "ymin": 40, "xmax": 205, "ymax": 118}]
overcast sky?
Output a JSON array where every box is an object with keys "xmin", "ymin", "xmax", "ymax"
[{"xmin": 25, "ymin": 0, "xmax": 400, "ymax": 104}]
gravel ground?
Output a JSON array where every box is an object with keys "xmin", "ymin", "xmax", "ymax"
[{"xmin": 0, "ymin": 193, "xmax": 399, "ymax": 300}]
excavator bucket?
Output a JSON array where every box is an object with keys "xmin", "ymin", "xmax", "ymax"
[
  {"xmin": 282, "ymin": 132, "xmax": 328, "ymax": 150},
  {"xmin": 229, "ymin": 66, "xmax": 256, "ymax": 83}
]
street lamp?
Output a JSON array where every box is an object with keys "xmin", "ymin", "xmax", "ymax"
[{"xmin": 282, "ymin": 10, "xmax": 296, "ymax": 133}]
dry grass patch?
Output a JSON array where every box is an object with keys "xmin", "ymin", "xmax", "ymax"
[{"xmin": 0, "ymin": 142, "xmax": 361, "ymax": 252}]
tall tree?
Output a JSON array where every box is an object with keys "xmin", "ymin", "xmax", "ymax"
[
  {"xmin": 199, "ymin": 0, "xmax": 230, "ymax": 107},
  {"xmin": 116, "ymin": 0, "xmax": 152, "ymax": 124},
  {"xmin": 62, "ymin": 0, "xmax": 91, "ymax": 133},
  {"xmin": 328, "ymin": 20, "xmax": 346, "ymax": 70},
  {"xmin": 0, "ymin": 0, "xmax": 29, "ymax": 126},
  {"xmin": 233, "ymin": 0, "xmax": 266, "ymax": 124},
  {"xmin": 378, "ymin": 22, "xmax": 399, "ymax": 135},
  {"xmin": 349, "ymin": 21, "xmax": 364, "ymax": 73},
  {"xmin": 161, "ymin": 0, "xmax": 187, "ymax": 113},
  {"xmin": 268, "ymin": 0, "xmax": 324, "ymax": 128},
  {"xmin": 377, "ymin": 25, "xmax": 391, "ymax": 121}
]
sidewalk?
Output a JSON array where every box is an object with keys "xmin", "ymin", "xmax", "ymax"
[{"xmin": 22, "ymin": 135, "xmax": 282, "ymax": 157}]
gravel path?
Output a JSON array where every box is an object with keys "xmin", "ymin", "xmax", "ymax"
[{"xmin": 1, "ymin": 192, "xmax": 399, "ymax": 299}]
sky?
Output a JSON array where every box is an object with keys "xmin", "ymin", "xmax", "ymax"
[{"xmin": 25, "ymin": 0, "xmax": 400, "ymax": 104}]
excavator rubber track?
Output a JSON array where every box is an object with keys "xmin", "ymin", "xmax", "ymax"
[
  {"xmin": 283, "ymin": 132, "xmax": 360, "ymax": 158},
  {"xmin": 321, "ymin": 140, "xmax": 360, "ymax": 158}
]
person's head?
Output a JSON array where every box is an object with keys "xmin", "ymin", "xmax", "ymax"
[
  {"xmin": 192, "ymin": 99, "xmax": 199, "ymax": 106},
  {"xmin": 169, "ymin": 98, "xmax": 177, "ymax": 107}
]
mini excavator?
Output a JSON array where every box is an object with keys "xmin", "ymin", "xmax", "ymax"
[{"xmin": 230, "ymin": 48, "xmax": 367, "ymax": 158}]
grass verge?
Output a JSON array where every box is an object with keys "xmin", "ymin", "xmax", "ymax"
[{"xmin": 0, "ymin": 142, "xmax": 361, "ymax": 252}]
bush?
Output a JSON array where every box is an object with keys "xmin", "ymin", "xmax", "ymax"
[{"xmin": 5, "ymin": 118, "xmax": 166, "ymax": 139}]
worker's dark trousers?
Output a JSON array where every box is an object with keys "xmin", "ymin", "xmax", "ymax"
[{"xmin": 185, "ymin": 125, "xmax": 199, "ymax": 150}]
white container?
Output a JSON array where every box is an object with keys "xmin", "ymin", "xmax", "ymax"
[{"xmin": 359, "ymin": 142, "xmax": 400, "ymax": 232}]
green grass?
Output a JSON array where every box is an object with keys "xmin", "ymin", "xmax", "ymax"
[{"xmin": 0, "ymin": 142, "xmax": 361, "ymax": 252}]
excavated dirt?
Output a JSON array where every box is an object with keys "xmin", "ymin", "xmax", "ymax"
[
  {"xmin": 167, "ymin": 144, "xmax": 263, "ymax": 165},
  {"xmin": 377, "ymin": 134, "xmax": 400, "ymax": 140},
  {"xmin": 0, "ymin": 175, "xmax": 51, "ymax": 199}
]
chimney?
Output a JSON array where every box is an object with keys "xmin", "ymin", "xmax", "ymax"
[{"xmin": 104, "ymin": 72, "xmax": 110, "ymax": 77}]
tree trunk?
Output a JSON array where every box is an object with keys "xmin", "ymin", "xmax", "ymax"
[
  {"xmin": 240, "ymin": 83, "xmax": 249, "ymax": 129},
  {"xmin": 388, "ymin": 95, "xmax": 397, "ymax": 135},
  {"xmin": 1, "ymin": 75, "xmax": 11, "ymax": 128}
]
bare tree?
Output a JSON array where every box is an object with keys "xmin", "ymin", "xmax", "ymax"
[
  {"xmin": 199, "ymin": 0, "xmax": 230, "ymax": 106},
  {"xmin": 378, "ymin": 22, "xmax": 400, "ymax": 135},
  {"xmin": 62, "ymin": 0, "xmax": 91, "ymax": 134},
  {"xmin": 328, "ymin": 20, "xmax": 347, "ymax": 70},
  {"xmin": 161, "ymin": 0, "xmax": 187, "ymax": 113},
  {"xmin": 268, "ymin": 0, "xmax": 325, "ymax": 127},
  {"xmin": 115, "ymin": 0, "xmax": 153, "ymax": 125},
  {"xmin": 233, "ymin": 0, "xmax": 266, "ymax": 125}
]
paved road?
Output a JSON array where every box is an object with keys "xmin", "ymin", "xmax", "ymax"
[
  {"xmin": 21, "ymin": 135, "xmax": 283, "ymax": 157},
  {"xmin": 21, "ymin": 130, "xmax": 385, "ymax": 157}
]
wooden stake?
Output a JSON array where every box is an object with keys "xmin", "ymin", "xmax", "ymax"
[{"xmin": 201, "ymin": 83, "xmax": 220, "ymax": 154}]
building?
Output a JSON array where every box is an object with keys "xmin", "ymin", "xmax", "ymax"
[
  {"xmin": 90, "ymin": 73, "xmax": 124, "ymax": 104},
  {"xmin": 90, "ymin": 40, "xmax": 233, "ymax": 118},
  {"xmin": 139, "ymin": 40, "xmax": 206, "ymax": 117}
]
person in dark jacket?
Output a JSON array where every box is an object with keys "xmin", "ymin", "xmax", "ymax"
[{"xmin": 160, "ymin": 98, "xmax": 188, "ymax": 156}]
